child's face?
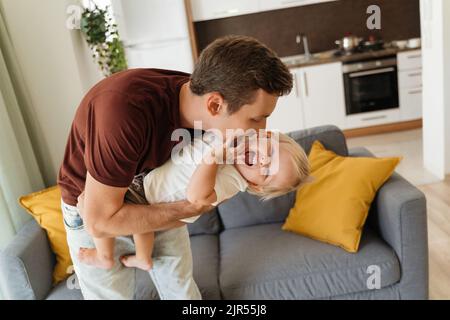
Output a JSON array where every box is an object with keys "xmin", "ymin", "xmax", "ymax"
[{"xmin": 234, "ymin": 140, "xmax": 297, "ymax": 191}]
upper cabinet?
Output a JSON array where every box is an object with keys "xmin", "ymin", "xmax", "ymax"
[
  {"xmin": 259, "ymin": 0, "xmax": 337, "ymax": 13},
  {"xmin": 191, "ymin": 0, "xmax": 337, "ymax": 22},
  {"xmin": 191, "ymin": 0, "xmax": 260, "ymax": 22}
]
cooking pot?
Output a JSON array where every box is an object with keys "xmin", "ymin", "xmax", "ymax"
[{"xmin": 335, "ymin": 35, "xmax": 363, "ymax": 52}]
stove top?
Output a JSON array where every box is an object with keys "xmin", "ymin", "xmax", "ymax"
[{"xmin": 333, "ymin": 41, "xmax": 386, "ymax": 57}]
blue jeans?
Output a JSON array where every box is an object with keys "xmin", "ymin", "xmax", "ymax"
[{"xmin": 61, "ymin": 200, "xmax": 201, "ymax": 300}]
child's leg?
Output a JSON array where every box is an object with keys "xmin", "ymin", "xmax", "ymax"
[
  {"xmin": 120, "ymin": 232, "xmax": 154, "ymax": 271},
  {"xmin": 78, "ymin": 237, "xmax": 115, "ymax": 270}
]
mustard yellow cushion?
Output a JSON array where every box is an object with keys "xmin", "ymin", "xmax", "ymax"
[
  {"xmin": 19, "ymin": 186, "xmax": 72, "ymax": 284},
  {"xmin": 282, "ymin": 141, "xmax": 401, "ymax": 253}
]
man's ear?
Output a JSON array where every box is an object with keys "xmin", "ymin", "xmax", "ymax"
[{"xmin": 206, "ymin": 92, "xmax": 225, "ymax": 116}]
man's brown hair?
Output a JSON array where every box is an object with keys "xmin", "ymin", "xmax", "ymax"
[{"xmin": 190, "ymin": 35, "xmax": 293, "ymax": 114}]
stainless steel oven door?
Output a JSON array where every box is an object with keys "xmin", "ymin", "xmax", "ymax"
[{"xmin": 343, "ymin": 58, "xmax": 399, "ymax": 115}]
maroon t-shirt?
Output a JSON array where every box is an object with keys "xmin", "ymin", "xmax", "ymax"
[{"xmin": 57, "ymin": 68, "xmax": 190, "ymax": 206}]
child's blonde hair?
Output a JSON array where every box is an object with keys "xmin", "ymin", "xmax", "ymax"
[{"xmin": 248, "ymin": 133, "xmax": 311, "ymax": 201}]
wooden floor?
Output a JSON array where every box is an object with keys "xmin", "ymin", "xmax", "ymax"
[
  {"xmin": 418, "ymin": 177, "xmax": 450, "ymax": 300},
  {"xmin": 347, "ymin": 129, "xmax": 450, "ymax": 300}
]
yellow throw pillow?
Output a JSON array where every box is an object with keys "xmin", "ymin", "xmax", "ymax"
[
  {"xmin": 19, "ymin": 186, "xmax": 72, "ymax": 284},
  {"xmin": 282, "ymin": 141, "xmax": 401, "ymax": 253}
]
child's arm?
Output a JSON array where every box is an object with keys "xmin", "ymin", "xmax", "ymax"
[
  {"xmin": 186, "ymin": 150, "xmax": 219, "ymax": 206},
  {"xmin": 187, "ymin": 135, "xmax": 246, "ymax": 206}
]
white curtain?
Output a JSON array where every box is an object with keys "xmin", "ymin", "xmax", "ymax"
[{"xmin": 0, "ymin": 8, "xmax": 44, "ymax": 249}]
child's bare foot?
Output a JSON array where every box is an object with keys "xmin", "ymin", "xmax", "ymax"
[
  {"xmin": 120, "ymin": 255, "xmax": 153, "ymax": 271},
  {"xmin": 78, "ymin": 248, "xmax": 115, "ymax": 270}
]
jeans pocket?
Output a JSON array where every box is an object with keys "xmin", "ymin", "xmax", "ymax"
[{"xmin": 61, "ymin": 201, "xmax": 84, "ymax": 231}]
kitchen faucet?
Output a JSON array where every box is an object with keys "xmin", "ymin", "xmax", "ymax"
[{"xmin": 296, "ymin": 33, "xmax": 312, "ymax": 60}]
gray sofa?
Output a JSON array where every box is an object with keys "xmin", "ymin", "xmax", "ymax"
[{"xmin": 0, "ymin": 125, "xmax": 429, "ymax": 300}]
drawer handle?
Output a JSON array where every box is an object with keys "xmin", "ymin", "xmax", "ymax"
[
  {"xmin": 408, "ymin": 72, "xmax": 422, "ymax": 77},
  {"xmin": 293, "ymin": 73, "xmax": 300, "ymax": 98},
  {"xmin": 407, "ymin": 54, "xmax": 422, "ymax": 59},
  {"xmin": 303, "ymin": 72, "xmax": 309, "ymax": 97},
  {"xmin": 409, "ymin": 89, "xmax": 422, "ymax": 95},
  {"xmin": 361, "ymin": 115, "xmax": 388, "ymax": 121},
  {"xmin": 349, "ymin": 67, "xmax": 395, "ymax": 78}
]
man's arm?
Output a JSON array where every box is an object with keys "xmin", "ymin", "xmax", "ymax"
[{"xmin": 81, "ymin": 172, "xmax": 211, "ymax": 238}]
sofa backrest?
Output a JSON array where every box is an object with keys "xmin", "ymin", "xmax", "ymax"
[{"xmin": 217, "ymin": 125, "xmax": 349, "ymax": 230}]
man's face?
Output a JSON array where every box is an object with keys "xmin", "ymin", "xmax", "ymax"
[{"xmin": 212, "ymin": 89, "xmax": 278, "ymax": 134}]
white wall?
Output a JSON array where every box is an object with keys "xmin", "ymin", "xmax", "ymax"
[
  {"xmin": 0, "ymin": 0, "xmax": 102, "ymax": 185},
  {"xmin": 420, "ymin": 0, "xmax": 450, "ymax": 179},
  {"xmin": 444, "ymin": 2, "xmax": 450, "ymax": 174}
]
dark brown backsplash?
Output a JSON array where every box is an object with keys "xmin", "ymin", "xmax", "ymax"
[{"xmin": 194, "ymin": 0, "xmax": 421, "ymax": 58}]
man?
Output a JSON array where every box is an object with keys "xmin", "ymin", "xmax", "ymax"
[{"xmin": 58, "ymin": 35, "xmax": 293, "ymax": 299}]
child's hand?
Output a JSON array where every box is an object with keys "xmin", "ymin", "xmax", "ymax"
[{"xmin": 205, "ymin": 133, "xmax": 247, "ymax": 164}]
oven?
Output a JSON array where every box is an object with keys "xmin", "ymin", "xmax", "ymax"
[{"xmin": 343, "ymin": 56, "xmax": 399, "ymax": 115}]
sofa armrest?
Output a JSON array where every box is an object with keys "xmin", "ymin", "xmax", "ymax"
[
  {"xmin": 349, "ymin": 147, "xmax": 429, "ymax": 299},
  {"xmin": 0, "ymin": 219, "xmax": 55, "ymax": 300}
]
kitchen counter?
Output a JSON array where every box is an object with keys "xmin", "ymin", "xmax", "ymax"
[{"xmin": 281, "ymin": 46, "xmax": 421, "ymax": 68}]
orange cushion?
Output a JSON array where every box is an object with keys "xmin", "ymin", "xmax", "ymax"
[{"xmin": 19, "ymin": 186, "xmax": 72, "ymax": 284}]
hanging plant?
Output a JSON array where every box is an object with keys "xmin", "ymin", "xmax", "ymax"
[{"xmin": 80, "ymin": 4, "xmax": 127, "ymax": 76}]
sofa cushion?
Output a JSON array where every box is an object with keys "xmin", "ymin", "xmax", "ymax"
[
  {"xmin": 218, "ymin": 191, "xmax": 296, "ymax": 230},
  {"xmin": 217, "ymin": 125, "xmax": 349, "ymax": 230},
  {"xmin": 219, "ymin": 223, "xmax": 400, "ymax": 300},
  {"xmin": 47, "ymin": 234, "xmax": 221, "ymax": 300},
  {"xmin": 187, "ymin": 209, "xmax": 221, "ymax": 236},
  {"xmin": 283, "ymin": 141, "xmax": 400, "ymax": 253},
  {"xmin": 18, "ymin": 186, "xmax": 72, "ymax": 285},
  {"xmin": 134, "ymin": 234, "xmax": 221, "ymax": 300}
]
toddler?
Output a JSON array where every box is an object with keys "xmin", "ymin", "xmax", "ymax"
[{"xmin": 78, "ymin": 132, "xmax": 310, "ymax": 274}]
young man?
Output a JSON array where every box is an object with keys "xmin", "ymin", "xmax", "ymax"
[{"xmin": 58, "ymin": 35, "xmax": 293, "ymax": 300}]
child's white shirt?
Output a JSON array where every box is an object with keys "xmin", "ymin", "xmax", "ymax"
[{"xmin": 143, "ymin": 137, "xmax": 248, "ymax": 223}]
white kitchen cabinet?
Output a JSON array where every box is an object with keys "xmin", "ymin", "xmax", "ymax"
[
  {"xmin": 399, "ymin": 87, "xmax": 422, "ymax": 121},
  {"xmin": 398, "ymin": 69, "xmax": 422, "ymax": 89},
  {"xmin": 268, "ymin": 62, "xmax": 346, "ymax": 132},
  {"xmin": 345, "ymin": 109, "xmax": 401, "ymax": 129},
  {"xmin": 267, "ymin": 69, "xmax": 305, "ymax": 133},
  {"xmin": 398, "ymin": 50, "xmax": 422, "ymax": 121},
  {"xmin": 259, "ymin": 0, "xmax": 337, "ymax": 12},
  {"xmin": 301, "ymin": 62, "xmax": 346, "ymax": 129},
  {"xmin": 397, "ymin": 50, "xmax": 422, "ymax": 71},
  {"xmin": 191, "ymin": 0, "xmax": 260, "ymax": 22},
  {"xmin": 190, "ymin": 0, "xmax": 337, "ymax": 22}
]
